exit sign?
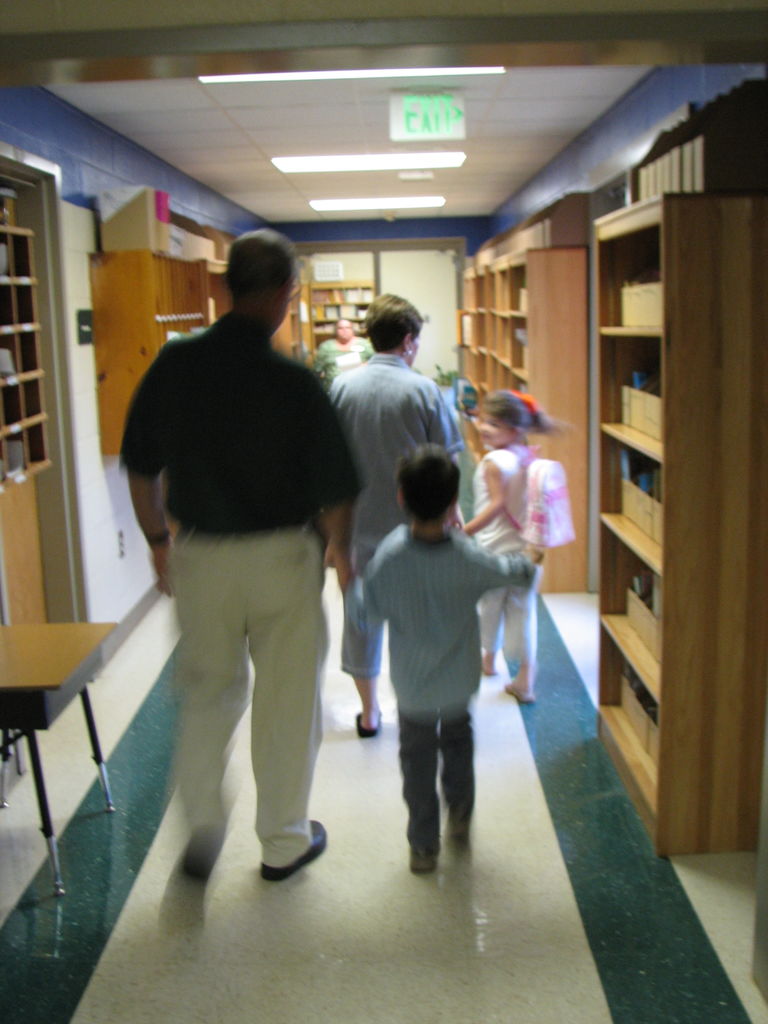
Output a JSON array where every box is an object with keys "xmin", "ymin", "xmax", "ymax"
[{"xmin": 390, "ymin": 93, "xmax": 466, "ymax": 141}]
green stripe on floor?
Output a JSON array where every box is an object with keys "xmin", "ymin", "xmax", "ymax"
[
  {"xmin": 519, "ymin": 600, "xmax": 751, "ymax": 1024},
  {"xmin": 0, "ymin": 653, "xmax": 177, "ymax": 1024}
]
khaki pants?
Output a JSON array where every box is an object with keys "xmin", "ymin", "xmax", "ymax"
[{"xmin": 171, "ymin": 528, "xmax": 327, "ymax": 867}]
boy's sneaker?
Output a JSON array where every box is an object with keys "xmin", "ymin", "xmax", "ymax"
[
  {"xmin": 447, "ymin": 805, "xmax": 472, "ymax": 840},
  {"xmin": 410, "ymin": 847, "xmax": 438, "ymax": 873}
]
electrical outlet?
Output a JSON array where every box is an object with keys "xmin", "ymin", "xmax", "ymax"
[{"xmin": 118, "ymin": 530, "xmax": 125, "ymax": 558}]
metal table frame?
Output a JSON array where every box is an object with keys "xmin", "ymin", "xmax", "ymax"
[{"xmin": 0, "ymin": 623, "xmax": 116, "ymax": 896}]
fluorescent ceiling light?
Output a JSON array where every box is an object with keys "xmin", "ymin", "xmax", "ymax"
[
  {"xmin": 200, "ymin": 67, "xmax": 504, "ymax": 84},
  {"xmin": 310, "ymin": 196, "xmax": 446, "ymax": 211},
  {"xmin": 272, "ymin": 152, "xmax": 466, "ymax": 173}
]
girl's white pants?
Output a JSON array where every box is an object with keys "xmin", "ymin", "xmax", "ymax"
[{"xmin": 478, "ymin": 569, "xmax": 540, "ymax": 667}]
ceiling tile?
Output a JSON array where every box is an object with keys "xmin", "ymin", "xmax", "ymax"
[{"xmin": 47, "ymin": 65, "xmax": 650, "ymax": 224}]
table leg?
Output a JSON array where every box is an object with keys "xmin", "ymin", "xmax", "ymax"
[
  {"xmin": 0, "ymin": 728, "xmax": 23, "ymax": 807},
  {"xmin": 80, "ymin": 688, "xmax": 115, "ymax": 812},
  {"xmin": 1, "ymin": 728, "xmax": 10, "ymax": 808},
  {"xmin": 25, "ymin": 730, "xmax": 65, "ymax": 897}
]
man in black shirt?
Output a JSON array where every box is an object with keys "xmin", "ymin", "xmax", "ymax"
[{"xmin": 122, "ymin": 228, "xmax": 360, "ymax": 883}]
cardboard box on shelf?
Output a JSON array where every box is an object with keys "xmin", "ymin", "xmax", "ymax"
[
  {"xmin": 621, "ymin": 386, "xmax": 663, "ymax": 440},
  {"xmin": 621, "ymin": 282, "xmax": 663, "ymax": 327},
  {"xmin": 99, "ymin": 187, "xmax": 171, "ymax": 253},
  {"xmin": 169, "ymin": 224, "xmax": 216, "ymax": 262},
  {"xmin": 651, "ymin": 499, "xmax": 663, "ymax": 545},
  {"xmin": 621, "ymin": 479, "xmax": 653, "ymax": 536},
  {"xmin": 643, "ymin": 392, "xmax": 662, "ymax": 441},
  {"xmin": 621, "ymin": 675, "xmax": 650, "ymax": 748},
  {"xmin": 626, "ymin": 588, "xmax": 662, "ymax": 661},
  {"xmin": 201, "ymin": 226, "xmax": 234, "ymax": 262}
]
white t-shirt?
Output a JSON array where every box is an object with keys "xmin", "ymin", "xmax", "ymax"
[{"xmin": 473, "ymin": 446, "xmax": 531, "ymax": 554}]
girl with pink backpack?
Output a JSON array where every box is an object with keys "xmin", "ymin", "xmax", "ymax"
[{"xmin": 464, "ymin": 390, "xmax": 574, "ymax": 703}]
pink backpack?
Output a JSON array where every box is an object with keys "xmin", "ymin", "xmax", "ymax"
[{"xmin": 521, "ymin": 459, "xmax": 575, "ymax": 548}]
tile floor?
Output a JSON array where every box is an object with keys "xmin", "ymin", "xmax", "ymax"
[{"xmin": 0, "ymin": 580, "xmax": 766, "ymax": 1023}]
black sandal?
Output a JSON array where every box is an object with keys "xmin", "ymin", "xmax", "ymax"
[{"xmin": 356, "ymin": 712, "xmax": 380, "ymax": 738}]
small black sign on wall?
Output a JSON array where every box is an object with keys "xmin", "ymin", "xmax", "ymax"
[{"xmin": 77, "ymin": 309, "xmax": 93, "ymax": 345}]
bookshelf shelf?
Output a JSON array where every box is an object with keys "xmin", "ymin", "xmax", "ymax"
[
  {"xmin": 460, "ymin": 244, "xmax": 588, "ymax": 592},
  {"xmin": 601, "ymin": 423, "xmax": 663, "ymax": 462},
  {"xmin": 599, "ymin": 706, "xmax": 658, "ymax": 820},
  {"xmin": 601, "ymin": 614, "xmax": 661, "ymax": 701}
]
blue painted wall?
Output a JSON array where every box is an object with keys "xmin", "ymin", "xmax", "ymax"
[
  {"xmin": 0, "ymin": 64, "xmax": 764, "ymax": 252},
  {"xmin": 270, "ymin": 215, "xmax": 492, "ymax": 254},
  {"xmin": 0, "ymin": 87, "xmax": 264, "ymax": 235}
]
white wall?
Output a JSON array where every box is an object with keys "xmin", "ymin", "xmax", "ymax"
[
  {"xmin": 379, "ymin": 248, "xmax": 459, "ymax": 380},
  {"xmin": 59, "ymin": 201, "xmax": 155, "ymax": 622},
  {"xmin": 309, "ymin": 251, "xmax": 375, "ymax": 281}
]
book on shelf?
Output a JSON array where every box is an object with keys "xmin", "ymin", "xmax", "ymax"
[
  {"xmin": 456, "ymin": 378, "xmax": 478, "ymax": 414},
  {"xmin": 0, "ymin": 348, "xmax": 16, "ymax": 375},
  {"xmin": 460, "ymin": 313, "xmax": 472, "ymax": 347},
  {"xmin": 6, "ymin": 438, "xmax": 24, "ymax": 474}
]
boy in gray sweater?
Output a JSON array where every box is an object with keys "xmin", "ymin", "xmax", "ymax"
[{"xmin": 347, "ymin": 445, "xmax": 536, "ymax": 873}]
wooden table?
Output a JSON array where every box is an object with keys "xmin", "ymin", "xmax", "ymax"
[{"xmin": 0, "ymin": 622, "xmax": 117, "ymax": 895}]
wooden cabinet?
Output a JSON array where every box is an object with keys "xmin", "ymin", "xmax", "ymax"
[
  {"xmin": 90, "ymin": 250, "xmax": 210, "ymax": 454},
  {"xmin": 310, "ymin": 280, "xmax": 374, "ymax": 352},
  {"xmin": 460, "ymin": 246, "xmax": 588, "ymax": 592},
  {"xmin": 204, "ymin": 259, "xmax": 231, "ymax": 324},
  {"xmin": 595, "ymin": 194, "xmax": 768, "ymax": 854}
]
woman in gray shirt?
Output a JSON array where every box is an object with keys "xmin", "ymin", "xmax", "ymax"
[{"xmin": 331, "ymin": 294, "xmax": 463, "ymax": 738}]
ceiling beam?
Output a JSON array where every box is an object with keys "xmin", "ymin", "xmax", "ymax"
[{"xmin": 0, "ymin": 13, "xmax": 766, "ymax": 87}]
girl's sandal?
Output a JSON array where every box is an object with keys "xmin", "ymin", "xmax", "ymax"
[{"xmin": 504, "ymin": 681, "xmax": 535, "ymax": 704}]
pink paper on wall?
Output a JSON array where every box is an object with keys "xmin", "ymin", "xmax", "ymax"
[{"xmin": 154, "ymin": 190, "xmax": 170, "ymax": 224}]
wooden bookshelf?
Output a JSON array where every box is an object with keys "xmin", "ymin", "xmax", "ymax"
[
  {"xmin": 309, "ymin": 280, "xmax": 374, "ymax": 352},
  {"xmin": 90, "ymin": 250, "xmax": 211, "ymax": 455},
  {"xmin": 595, "ymin": 194, "xmax": 768, "ymax": 854},
  {"xmin": 459, "ymin": 245, "xmax": 588, "ymax": 592},
  {"xmin": 0, "ymin": 219, "xmax": 51, "ymax": 623},
  {"xmin": 0, "ymin": 225, "xmax": 50, "ymax": 482}
]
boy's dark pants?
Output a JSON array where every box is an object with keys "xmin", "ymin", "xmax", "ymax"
[{"xmin": 398, "ymin": 703, "xmax": 474, "ymax": 853}]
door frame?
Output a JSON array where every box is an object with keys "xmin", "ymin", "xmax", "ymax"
[
  {"xmin": 296, "ymin": 236, "xmax": 466, "ymax": 307},
  {"xmin": 0, "ymin": 141, "xmax": 85, "ymax": 621}
]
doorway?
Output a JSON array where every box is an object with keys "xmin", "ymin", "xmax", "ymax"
[
  {"xmin": 379, "ymin": 248, "xmax": 459, "ymax": 379},
  {"xmin": 298, "ymin": 238, "xmax": 465, "ymax": 381}
]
